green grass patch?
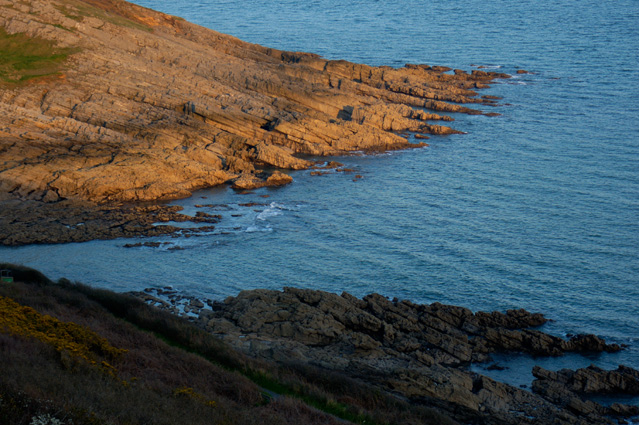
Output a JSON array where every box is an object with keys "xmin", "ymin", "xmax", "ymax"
[
  {"xmin": 246, "ymin": 369, "xmax": 375, "ymax": 424},
  {"xmin": 0, "ymin": 28, "xmax": 76, "ymax": 86}
]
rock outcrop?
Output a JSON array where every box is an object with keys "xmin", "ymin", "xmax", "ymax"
[
  {"xmin": 533, "ymin": 365, "xmax": 639, "ymax": 419},
  {"xmin": 1, "ymin": 0, "xmax": 508, "ymax": 244},
  {"xmin": 0, "ymin": 197, "xmax": 222, "ymax": 245},
  {"xmin": 202, "ymin": 289, "xmax": 620, "ymax": 365},
  {"xmin": 138, "ymin": 287, "xmax": 636, "ymax": 425}
]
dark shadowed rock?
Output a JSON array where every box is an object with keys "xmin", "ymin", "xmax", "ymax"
[
  {"xmin": 533, "ymin": 364, "xmax": 639, "ymax": 395},
  {"xmin": 532, "ymin": 365, "xmax": 639, "ymax": 419},
  {"xmin": 177, "ymin": 288, "xmax": 629, "ymax": 425}
]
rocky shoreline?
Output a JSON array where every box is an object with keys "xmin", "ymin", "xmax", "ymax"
[
  {"xmin": 0, "ymin": 161, "xmax": 353, "ymax": 246},
  {"xmin": 1, "ymin": 0, "xmax": 509, "ymax": 245},
  {"xmin": 131, "ymin": 286, "xmax": 639, "ymax": 425}
]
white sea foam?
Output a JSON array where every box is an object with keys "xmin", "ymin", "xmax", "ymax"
[
  {"xmin": 472, "ymin": 64, "xmax": 502, "ymax": 70},
  {"xmin": 257, "ymin": 202, "xmax": 284, "ymax": 220},
  {"xmin": 245, "ymin": 225, "xmax": 272, "ymax": 233}
]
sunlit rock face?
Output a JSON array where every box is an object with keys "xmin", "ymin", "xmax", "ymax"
[{"xmin": 0, "ymin": 0, "xmax": 505, "ymax": 205}]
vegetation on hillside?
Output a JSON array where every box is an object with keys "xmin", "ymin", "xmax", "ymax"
[
  {"xmin": 0, "ymin": 0, "xmax": 156, "ymax": 87},
  {"xmin": 0, "ymin": 263, "xmax": 457, "ymax": 425},
  {"xmin": 0, "ymin": 28, "xmax": 74, "ymax": 86}
]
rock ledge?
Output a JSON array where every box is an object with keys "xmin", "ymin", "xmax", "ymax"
[{"xmin": 132, "ymin": 287, "xmax": 638, "ymax": 425}]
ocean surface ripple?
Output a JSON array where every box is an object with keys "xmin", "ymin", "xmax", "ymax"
[{"xmin": 2, "ymin": 0, "xmax": 638, "ymax": 385}]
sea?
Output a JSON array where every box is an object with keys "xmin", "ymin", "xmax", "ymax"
[{"xmin": 2, "ymin": 0, "xmax": 638, "ymax": 397}]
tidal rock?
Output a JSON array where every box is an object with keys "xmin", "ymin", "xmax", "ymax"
[
  {"xmin": 533, "ymin": 364, "xmax": 639, "ymax": 395},
  {"xmin": 0, "ymin": 198, "xmax": 202, "ymax": 245},
  {"xmin": 187, "ymin": 288, "xmax": 627, "ymax": 425},
  {"xmin": 562, "ymin": 333, "xmax": 622, "ymax": 353},
  {"xmin": 532, "ymin": 365, "xmax": 639, "ymax": 419},
  {"xmin": 231, "ymin": 171, "xmax": 292, "ymax": 190}
]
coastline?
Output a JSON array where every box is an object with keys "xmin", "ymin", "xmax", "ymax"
[
  {"xmin": 1, "ymin": 265, "xmax": 637, "ymax": 425},
  {"xmin": 1, "ymin": 0, "xmax": 507, "ymax": 246},
  {"xmin": 3, "ymin": 1, "xmax": 638, "ymax": 423},
  {"xmin": 116, "ymin": 286, "xmax": 639, "ymax": 423}
]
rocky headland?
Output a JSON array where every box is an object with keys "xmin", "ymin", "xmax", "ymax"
[
  {"xmin": 1, "ymin": 0, "xmax": 509, "ymax": 245},
  {"xmin": 5, "ymin": 2, "xmax": 636, "ymax": 424},
  {"xmin": 133, "ymin": 286, "xmax": 639, "ymax": 425}
]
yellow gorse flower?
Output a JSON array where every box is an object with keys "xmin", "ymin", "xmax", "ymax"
[{"xmin": 0, "ymin": 296, "xmax": 127, "ymax": 365}]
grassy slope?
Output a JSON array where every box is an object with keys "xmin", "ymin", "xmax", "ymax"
[
  {"xmin": 0, "ymin": 264, "xmax": 458, "ymax": 425},
  {"xmin": 0, "ymin": 0, "xmax": 153, "ymax": 87},
  {"xmin": 0, "ymin": 28, "xmax": 74, "ymax": 86}
]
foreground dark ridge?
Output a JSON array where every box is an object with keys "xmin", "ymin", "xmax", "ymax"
[
  {"xmin": 2, "ymin": 264, "xmax": 637, "ymax": 425},
  {"xmin": 1, "ymin": 0, "xmax": 508, "ymax": 245}
]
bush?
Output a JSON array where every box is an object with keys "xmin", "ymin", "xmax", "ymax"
[{"xmin": 0, "ymin": 263, "xmax": 52, "ymax": 285}]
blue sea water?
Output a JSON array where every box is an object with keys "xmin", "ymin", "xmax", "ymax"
[{"xmin": 2, "ymin": 0, "xmax": 639, "ymax": 392}]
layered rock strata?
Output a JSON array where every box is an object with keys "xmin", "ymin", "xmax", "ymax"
[
  {"xmin": 533, "ymin": 365, "xmax": 639, "ymax": 419},
  {"xmin": 146, "ymin": 287, "xmax": 634, "ymax": 425},
  {"xmin": 1, "ymin": 0, "xmax": 508, "ymax": 244}
]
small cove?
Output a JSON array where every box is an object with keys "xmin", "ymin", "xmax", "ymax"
[{"xmin": 2, "ymin": 0, "xmax": 638, "ymax": 396}]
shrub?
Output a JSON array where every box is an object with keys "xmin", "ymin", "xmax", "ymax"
[
  {"xmin": 0, "ymin": 263, "xmax": 52, "ymax": 285},
  {"xmin": 0, "ymin": 295, "xmax": 127, "ymax": 366}
]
